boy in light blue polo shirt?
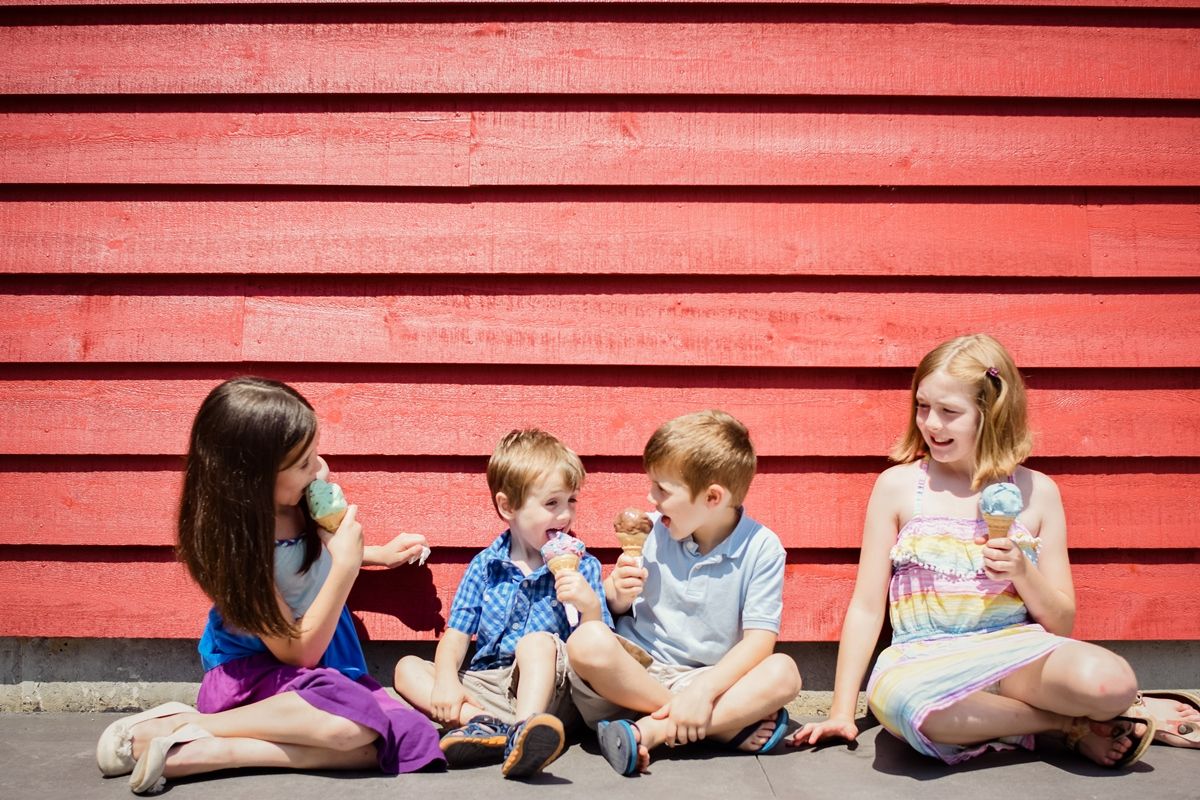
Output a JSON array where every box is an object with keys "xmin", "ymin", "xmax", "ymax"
[{"xmin": 566, "ymin": 410, "xmax": 803, "ymax": 775}]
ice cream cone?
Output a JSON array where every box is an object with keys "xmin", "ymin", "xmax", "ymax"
[
  {"xmin": 314, "ymin": 508, "xmax": 347, "ymax": 532},
  {"xmin": 546, "ymin": 554, "xmax": 581, "ymax": 575},
  {"xmin": 982, "ymin": 513, "xmax": 1015, "ymax": 540},
  {"xmin": 613, "ymin": 508, "xmax": 651, "ymax": 567}
]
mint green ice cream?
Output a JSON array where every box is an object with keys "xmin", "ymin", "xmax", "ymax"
[{"xmin": 981, "ymin": 482, "xmax": 1023, "ymax": 516}]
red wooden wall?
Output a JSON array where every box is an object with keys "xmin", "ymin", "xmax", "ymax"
[{"xmin": 1, "ymin": 2, "xmax": 1198, "ymax": 644}]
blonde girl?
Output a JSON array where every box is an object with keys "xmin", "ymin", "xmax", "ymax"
[{"xmin": 788, "ymin": 334, "xmax": 1159, "ymax": 767}]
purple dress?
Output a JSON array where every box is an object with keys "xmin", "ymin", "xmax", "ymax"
[{"xmin": 196, "ymin": 537, "xmax": 445, "ymax": 774}]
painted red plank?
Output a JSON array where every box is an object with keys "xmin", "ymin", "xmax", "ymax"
[
  {"xmin": 1, "ymin": 377, "xmax": 1196, "ymax": 458},
  {"xmin": 4, "ymin": 281, "xmax": 1195, "ymax": 367},
  {"xmin": 1086, "ymin": 201, "xmax": 1200, "ymax": 276},
  {"xmin": 4, "ymin": 1, "xmax": 1198, "ymax": 8},
  {"xmin": 2, "ymin": 557, "xmax": 1195, "ymax": 640},
  {"xmin": 240, "ymin": 287, "xmax": 1200, "ymax": 368},
  {"xmin": 0, "ymin": 110, "xmax": 469, "ymax": 186},
  {"xmin": 0, "ymin": 293, "xmax": 244, "ymax": 362},
  {"xmin": 3, "ymin": 103, "xmax": 1198, "ymax": 187},
  {"xmin": 5, "ymin": 460, "xmax": 1197, "ymax": 549},
  {"xmin": 4, "ymin": 193, "xmax": 1197, "ymax": 277},
  {"xmin": 470, "ymin": 105, "xmax": 1200, "ymax": 186},
  {"xmin": 4, "ymin": 19, "xmax": 1198, "ymax": 98}
]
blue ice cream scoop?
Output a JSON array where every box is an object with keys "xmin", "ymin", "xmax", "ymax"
[{"xmin": 980, "ymin": 482, "xmax": 1023, "ymax": 539}]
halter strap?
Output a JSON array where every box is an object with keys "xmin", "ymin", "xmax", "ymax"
[{"xmin": 914, "ymin": 458, "xmax": 929, "ymax": 516}]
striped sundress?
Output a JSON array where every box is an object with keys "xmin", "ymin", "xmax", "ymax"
[{"xmin": 866, "ymin": 460, "xmax": 1069, "ymax": 763}]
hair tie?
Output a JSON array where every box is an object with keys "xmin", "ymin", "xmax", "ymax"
[{"xmin": 986, "ymin": 367, "xmax": 999, "ymax": 377}]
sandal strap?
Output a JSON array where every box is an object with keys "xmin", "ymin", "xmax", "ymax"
[{"xmin": 448, "ymin": 714, "xmax": 508, "ymax": 738}]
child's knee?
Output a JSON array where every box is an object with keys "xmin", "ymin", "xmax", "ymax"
[
  {"xmin": 1076, "ymin": 652, "xmax": 1138, "ymax": 711},
  {"xmin": 566, "ymin": 620, "xmax": 616, "ymax": 671},
  {"xmin": 393, "ymin": 654, "xmax": 426, "ymax": 691},
  {"xmin": 318, "ymin": 714, "xmax": 375, "ymax": 751},
  {"xmin": 759, "ymin": 654, "xmax": 803, "ymax": 700},
  {"xmin": 515, "ymin": 630, "xmax": 558, "ymax": 661}
]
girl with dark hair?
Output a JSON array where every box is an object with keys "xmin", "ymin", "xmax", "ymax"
[{"xmin": 97, "ymin": 377, "xmax": 445, "ymax": 793}]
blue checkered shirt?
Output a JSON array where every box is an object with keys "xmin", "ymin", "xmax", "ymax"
[{"xmin": 448, "ymin": 531, "xmax": 613, "ymax": 671}]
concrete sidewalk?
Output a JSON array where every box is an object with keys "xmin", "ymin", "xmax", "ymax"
[{"xmin": 2, "ymin": 713, "xmax": 1195, "ymax": 800}]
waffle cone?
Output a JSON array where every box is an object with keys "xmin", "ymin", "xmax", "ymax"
[
  {"xmin": 546, "ymin": 554, "xmax": 581, "ymax": 575},
  {"xmin": 315, "ymin": 508, "xmax": 347, "ymax": 532},
  {"xmin": 617, "ymin": 531, "xmax": 647, "ymax": 558},
  {"xmin": 982, "ymin": 513, "xmax": 1015, "ymax": 540}
]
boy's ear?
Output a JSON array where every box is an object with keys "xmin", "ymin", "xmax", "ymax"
[
  {"xmin": 495, "ymin": 491, "xmax": 516, "ymax": 521},
  {"xmin": 704, "ymin": 484, "xmax": 728, "ymax": 508}
]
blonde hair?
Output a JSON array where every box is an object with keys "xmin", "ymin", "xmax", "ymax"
[
  {"xmin": 890, "ymin": 333, "xmax": 1032, "ymax": 489},
  {"xmin": 643, "ymin": 410, "xmax": 756, "ymax": 505},
  {"xmin": 487, "ymin": 428, "xmax": 585, "ymax": 517}
]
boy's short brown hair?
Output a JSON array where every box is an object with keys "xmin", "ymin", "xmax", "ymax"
[
  {"xmin": 487, "ymin": 428, "xmax": 586, "ymax": 517},
  {"xmin": 642, "ymin": 410, "xmax": 756, "ymax": 506}
]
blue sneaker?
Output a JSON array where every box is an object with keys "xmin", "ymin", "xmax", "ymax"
[
  {"xmin": 501, "ymin": 713, "xmax": 565, "ymax": 779},
  {"xmin": 439, "ymin": 714, "xmax": 509, "ymax": 768}
]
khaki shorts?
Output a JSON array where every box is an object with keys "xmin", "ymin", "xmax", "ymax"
[
  {"xmin": 566, "ymin": 633, "xmax": 714, "ymax": 727},
  {"xmin": 450, "ymin": 634, "xmax": 575, "ymax": 725}
]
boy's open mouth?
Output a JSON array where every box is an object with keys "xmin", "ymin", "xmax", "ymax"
[
  {"xmin": 660, "ymin": 516, "xmax": 672, "ymax": 529},
  {"xmin": 546, "ymin": 529, "xmax": 565, "ymax": 540}
]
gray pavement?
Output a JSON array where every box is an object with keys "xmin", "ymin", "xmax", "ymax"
[{"xmin": 2, "ymin": 712, "xmax": 1195, "ymax": 800}]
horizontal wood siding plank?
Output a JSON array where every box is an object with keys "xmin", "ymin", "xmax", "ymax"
[
  {"xmin": 4, "ymin": 18, "xmax": 1198, "ymax": 98},
  {"xmin": 5, "ymin": 1, "xmax": 1199, "ymax": 9},
  {"xmin": 5, "ymin": 461, "xmax": 1197, "ymax": 549},
  {"xmin": 3, "ymin": 104, "xmax": 1198, "ymax": 186},
  {"xmin": 5, "ymin": 283, "xmax": 1194, "ymax": 367},
  {"xmin": 4, "ymin": 193, "xmax": 1197, "ymax": 277},
  {"xmin": 470, "ymin": 106, "xmax": 1200, "ymax": 187},
  {"xmin": 0, "ymin": 294, "xmax": 244, "ymax": 362},
  {"xmin": 241, "ymin": 288, "xmax": 1199, "ymax": 368},
  {"xmin": 2, "ymin": 557, "xmax": 1195, "ymax": 640},
  {"xmin": 2, "ymin": 378, "xmax": 1197, "ymax": 458},
  {"xmin": 0, "ymin": 110, "xmax": 470, "ymax": 186}
]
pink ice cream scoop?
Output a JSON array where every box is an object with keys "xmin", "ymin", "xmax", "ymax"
[{"xmin": 541, "ymin": 531, "xmax": 587, "ymax": 626}]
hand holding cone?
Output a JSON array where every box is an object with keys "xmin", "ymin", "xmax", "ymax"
[{"xmin": 541, "ymin": 531, "xmax": 587, "ymax": 625}]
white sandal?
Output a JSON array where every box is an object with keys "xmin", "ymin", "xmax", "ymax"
[
  {"xmin": 129, "ymin": 723, "xmax": 212, "ymax": 795},
  {"xmin": 96, "ymin": 702, "xmax": 196, "ymax": 777}
]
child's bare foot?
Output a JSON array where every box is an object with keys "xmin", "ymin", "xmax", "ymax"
[
  {"xmin": 728, "ymin": 716, "xmax": 777, "ymax": 752},
  {"xmin": 1064, "ymin": 717, "xmax": 1150, "ymax": 768},
  {"xmin": 1138, "ymin": 692, "xmax": 1200, "ymax": 747}
]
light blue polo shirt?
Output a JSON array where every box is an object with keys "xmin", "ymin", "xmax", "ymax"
[{"xmin": 614, "ymin": 509, "xmax": 786, "ymax": 668}]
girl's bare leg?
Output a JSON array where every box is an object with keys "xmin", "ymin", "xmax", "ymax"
[
  {"xmin": 131, "ymin": 693, "xmax": 377, "ymax": 756},
  {"xmin": 920, "ymin": 642, "xmax": 1143, "ymax": 766},
  {"xmin": 156, "ymin": 735, "xmax": 378, "ymax": 781}
]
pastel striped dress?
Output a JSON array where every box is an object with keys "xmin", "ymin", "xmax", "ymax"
[{"xmin": 866, "ymin": 461, "xmax": 1069, "ymax": 763}]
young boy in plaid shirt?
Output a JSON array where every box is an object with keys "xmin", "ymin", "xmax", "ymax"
[{"xmin": 393, "ymin": 429, "xmax": 611, "ymax": 779}]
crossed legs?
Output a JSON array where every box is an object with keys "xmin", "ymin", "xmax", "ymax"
[
  {"xmin": 919, "ymin": 641, "xmax": 1143, "ymax": 765},
  {"xmin": 124, "ymin": 692, "xmax": 379, "ymax": 780},
  {"xmin": 567, "ymin": 621, "xmax": 801, "ymax": 769}
]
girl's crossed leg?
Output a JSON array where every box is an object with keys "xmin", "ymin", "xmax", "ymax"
[{"xmin": 919, "ymin": 641, "xmax": 1145, "ymax": 766}]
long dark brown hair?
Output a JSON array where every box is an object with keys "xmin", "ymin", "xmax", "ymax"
[{"xmin": 177, "ymin": 376, "xmax": 321, "ymax": 639}]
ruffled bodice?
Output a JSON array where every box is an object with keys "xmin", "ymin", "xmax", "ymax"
[{"xmin": 888, "ymin": 514, "xmax": 1040, "ymax": 644}]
